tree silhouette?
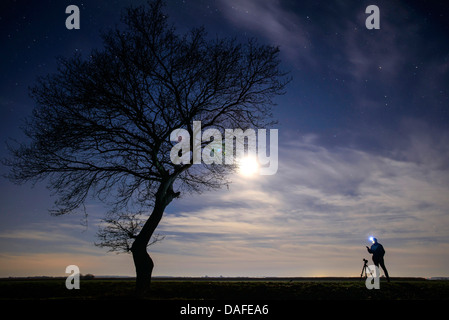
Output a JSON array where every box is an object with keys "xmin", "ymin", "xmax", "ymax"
[{"xmin": 5, "ymin": 0, "xmax": 289, "ymax": 295}]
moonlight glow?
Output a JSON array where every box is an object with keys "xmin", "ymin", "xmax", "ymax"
[{"xmin": 238, "ymin": 156, "xmax": 259, "ymax": 176}]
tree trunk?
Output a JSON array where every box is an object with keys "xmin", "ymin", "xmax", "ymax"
[
  {"xmin": 132, "ymin": 243, "xmax": 154, "ymax": 296},
  {"xmin": 130, "ymin": 177, "xmax": 179, "ymax": 296},
  {"xmin": 131, "ymin": 200, "xmax": 165, "ymax": 297}
]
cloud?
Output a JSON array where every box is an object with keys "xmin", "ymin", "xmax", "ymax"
[
  {"xmin": 151, "ymin": 127, "xmax": 449, "ymax": 276},
  {"xmin": 0, "ymin": 220, "xmax": 135, "ymax": 277},
  {"xmin": 218, "ymin": 0, "xmax": 449, "ymax": 127},
  {"xmin": 1, "ymin": 126, "xmax": 448, "ymax": 277},
  {"xmin": 0, "ymin": 220, "xmax": 99, "ymax": 259},
  {"xmin": 217, "ymin": 0, "xmax": 312, "ymax": 66},
  {"xmin": 0, "ymin": 227, "xmax": 81, "ymax": 243}
]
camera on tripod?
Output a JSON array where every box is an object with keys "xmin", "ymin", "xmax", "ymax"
[{"xmin": 360, "ymin": 258, "xmax": 370, "ymax": 280}]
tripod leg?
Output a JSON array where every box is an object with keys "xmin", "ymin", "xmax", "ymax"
[{"xmin": 360, "ymin": 264, "xmax": 367, "ymax": 280}]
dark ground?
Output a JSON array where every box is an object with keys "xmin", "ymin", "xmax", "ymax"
[{"xmin": 1, "ymin": 277, "xmax": 448, "ymax": 300}]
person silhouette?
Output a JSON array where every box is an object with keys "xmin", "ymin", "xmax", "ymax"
[{"xmin": 366, "ymin": 238, "xmax": 390, "ymax": 282}]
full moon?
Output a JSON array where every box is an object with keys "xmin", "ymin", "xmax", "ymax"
[{"xmin": 238, "ymin": 156, "xmax": 259, "ymax": 176}]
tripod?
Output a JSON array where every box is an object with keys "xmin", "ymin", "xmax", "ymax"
[{"xmin": 360, "ymin": 258, "xmax": 373, "ymax": 280}]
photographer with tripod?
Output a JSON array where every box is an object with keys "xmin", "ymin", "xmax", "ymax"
[{"xmin": 366, "ymin": 237, "xmax": 390, "ymax": 282}]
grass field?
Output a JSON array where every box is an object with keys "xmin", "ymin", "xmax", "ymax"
[{"xmin": 1, "ymin": 277, "xmax": 449, "ymax": 300}]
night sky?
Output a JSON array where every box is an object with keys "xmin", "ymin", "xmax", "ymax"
[{"xmin": 1, "ymin": 0, "xmax": 449, "ymax": 278}]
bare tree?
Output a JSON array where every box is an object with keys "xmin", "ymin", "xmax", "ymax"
[
  {"xmin": 95, "ymin": 210, "xmax": 165, "ymax": 253},
  {"xmin": 5, "ymin": 0, "xmax": 289, "ymax": 295}
]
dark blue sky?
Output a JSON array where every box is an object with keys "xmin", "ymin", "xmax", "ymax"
[{"xmin": 1, "ymin": 0, "xmax": 449, "ymax": 277}]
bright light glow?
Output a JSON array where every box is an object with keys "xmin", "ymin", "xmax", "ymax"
[
  {"xmin": 369, "ymin": 236, "xmax": 374, "ymax": 243},
  {"xmin": 238, "ymin": 156, "xmax": 259, "ymax": 177}
]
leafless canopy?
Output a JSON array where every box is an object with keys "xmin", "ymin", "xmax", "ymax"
[
  {"xmin": 5, "ymin": 0, "xmax": 290, "ymax": 252},
  {"xmin": 95, "ymin": 210, "xmax": 164, "ymax": 253}
]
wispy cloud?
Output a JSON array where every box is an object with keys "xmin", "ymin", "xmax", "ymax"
[
  {"xmin": 217, "ymin": 0, "xmax": 312, "ymax": 66},
  {"xmin": 0, "ymin": 227, "xmax": 81, "ymax": 243},
  {"xmin": 152, "ymin": 127, "xmax": 449, "ymax": 276},
  {"xmin": 1, "ymin": 128, "xmax": 448, "ymax": 277},
  {"xmin": 0, "ymin": 221, "xmax": 97, "ymax": 258},
  {"xmin": 0, "ymin": 220, "xmax": 135, "ymax": 277}
]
